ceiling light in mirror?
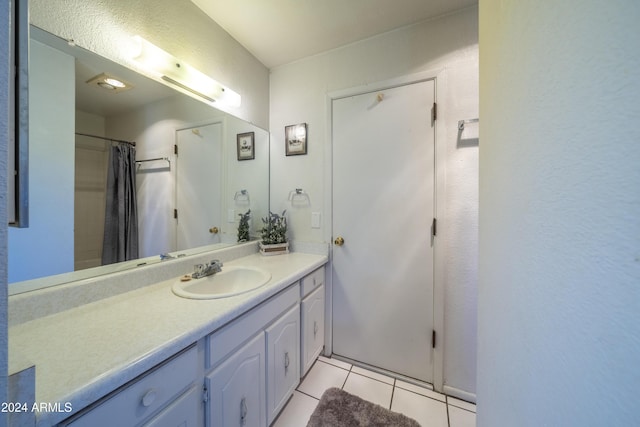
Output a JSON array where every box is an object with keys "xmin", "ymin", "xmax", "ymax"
[
  {"xmin": 86, "ymin": 73, "xmax": 133, "ymax": 93},
  {"xmin": 132, "ymin": 36, "xmax": 241, "ymax": 108}
]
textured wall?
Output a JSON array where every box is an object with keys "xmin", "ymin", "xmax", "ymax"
[
  {"xmin": 29, "ymin": 0, "xmax": 270, "ymax": 128},
  {"xmin": 270, "ymin": 6, "xmax": 479, "ymax": 395},
  {"xmin": 478, "ymin": 1, "xmax": 640, "ymax": 425}
]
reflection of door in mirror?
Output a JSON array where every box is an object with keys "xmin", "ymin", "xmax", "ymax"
[
  {"xmin": 8, "ymin": 26, "xmax": 270, "ymax": 293},
  {"xmin": 176, "ymin": 123, "xmax": 223, "ymax": 251},
  {"xmin": 74, "ymin": 127, "xmax": 109, "ymax": 270}
]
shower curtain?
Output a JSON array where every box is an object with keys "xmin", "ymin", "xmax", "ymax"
[{"xmin": 102, "ymin": 144, "xmax": 139, "ymax": 265}]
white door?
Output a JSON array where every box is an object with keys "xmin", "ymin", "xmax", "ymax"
[
  {"xmin": 176, "ymin": 123, "xmax": 223, "ymax": 251},
  {"xmin": 74, "ymin": 137, "xmax": 108, "ymax": 270},
  {"xmin": 332, "ymin": 80, "xmax": 435, "ymax": 382}
]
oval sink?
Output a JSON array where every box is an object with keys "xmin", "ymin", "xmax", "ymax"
[{"xmin": 172, "ymin": 266, "xmax": 272, "ymax": 299}]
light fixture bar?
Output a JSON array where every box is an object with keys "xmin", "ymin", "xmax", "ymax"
[
  {"xmin": 132, "ymin": 36, "xmax": 241, "ymax": 108},
  {"xmin": 161, "ymin": 75, "xmax": 215, "ymax": 103}
]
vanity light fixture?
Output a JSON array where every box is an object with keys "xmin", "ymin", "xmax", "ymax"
[
  {"xmin": 86, "ymin": 73, "xmax": 133, "ymax": 93},
  {"xmin": 132, "ymin": 36, "xmax": 241, "ymax": 108}
]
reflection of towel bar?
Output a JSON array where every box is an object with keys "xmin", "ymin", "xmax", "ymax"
[
  {"xmin": 288, "ymin": 188, "xmax": 311, "ymax": 205},
  {"xmin": 234, "ymin": 190, "xmax": 250, "ymax": 203},
  {"xmin": 136, "ymin": 157, "xmax": 171, "ymax": 166},
  {"xmin": 458, "ymin": 118, "xmax": 479, "ymax": 131}
]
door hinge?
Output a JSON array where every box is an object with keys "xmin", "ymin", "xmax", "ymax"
[
  {"xmin": 202, "ymin": 386, "xmax": 209, "ymax": 403},
  {"xmin": 432, "ymin": 330, "xmax": 436, "ymax": 349},
  {"xmin": 432, "ymin": 218, "xmax": 437, "ymax": 237},
  {"xmin": 174, "ymin": 209, "xmax": 178, "ymax": 219},
  {"xmin": 174, "ymin": 144, "xmax": 178, "ymax": 155},
  {"xmin": 432, "ymin": 102, "xmax": 437, "ymax": 121}
]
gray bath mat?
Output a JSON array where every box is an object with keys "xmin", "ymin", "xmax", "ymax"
[{"xmin": 307, "ymin": 387, "xmax": 421, "ymax": 427}]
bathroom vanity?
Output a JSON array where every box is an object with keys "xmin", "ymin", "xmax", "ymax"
[{"xmin": 8, "ymin": 248, "xmax": 327, "ymax": 427}]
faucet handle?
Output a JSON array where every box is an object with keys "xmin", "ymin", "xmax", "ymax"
[
  {"xmin": 210, "ymin": 260, "xmax": 223, "ymax": 272},
  {"xmin": 194, "ymin": 264, "xmax": 205, "ymax": 275}
]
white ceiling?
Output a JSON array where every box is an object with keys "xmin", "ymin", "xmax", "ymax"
[{"xmin": 190, "ymin": 0, "xmax": 477, "ymax": 69}]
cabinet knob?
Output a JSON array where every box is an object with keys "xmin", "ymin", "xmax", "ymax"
[
  {"xmin": 314, "ymin": 321, "xmax": 318, "ymax": 338},
  {"xmin": 284, "ymin": 352, "xmax": 290, "ymax": 372},
  {"xmin": 141, "ymin": 389, "xmax": 157, "ymax": 407}
]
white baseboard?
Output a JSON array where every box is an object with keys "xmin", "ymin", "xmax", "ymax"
[{"xmin": 443, "ymin": 385, "xmax": 476, "ymax": 404}]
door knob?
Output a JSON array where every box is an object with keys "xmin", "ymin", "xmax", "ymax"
[
  {"xmin": 209, "ymin": 227, "xmax": 219, "ymax": 234},
  {"xmin": 334, "ymin": 236, "xmax": 344, "ymax": 246}
]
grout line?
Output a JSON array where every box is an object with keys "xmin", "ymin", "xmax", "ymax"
[
  {"xmin": 349, "ymin": 370, "xmax": 395, "ymax": 387},
  {"xmin": 295, "ymin": 389, "xmax": 321, "ymax": 401},
  {"xmin": 388, "ymin": 379, "xmax": 396, "ymax": 410},
  {"xmin": 446, "ymin": 396, "xmax": 451, "ymax": 427},
  {"xmin": 448, "ymin": 403, "xmax": 477, "ymax": 414},
  {"xmin": 341, "ymin": 371, "xmax": 350, "ymax": 389},
  {"xmin": 317, "ymin": 358, "xmax": 351, "ymax": 372},
  {"xmin": 393, "ymin": 384, "xmax": 447, "ymax": 405},
  {"xmin": 341, "ymin": 360, "xmax": 353, "ymax": 388}
]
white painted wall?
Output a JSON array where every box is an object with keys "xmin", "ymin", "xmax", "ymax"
[
  {"xmin": 29, "ymin": 0, "xmax": 270, "ymax": 129},
  {"xmin": 270, "ymin": 6, "xmax": 479, "ymax": 395},
  {"xmin": 107, "ymin": 94, "xmax": 225, "ymax": 257},
  {"xmin": 107, "ymin": 94, "xmax": 269, "ymax": 257},
  {"xmin": 478, "ymin": 1, "xmax": 640, "ymax": 425},
  {"xmin": 224, "ymin": 116, "xmax": 270, "ymax": 242},
  {"xmin": 8, "ymin": 40, "xmax": 75, "ymax": 283}
]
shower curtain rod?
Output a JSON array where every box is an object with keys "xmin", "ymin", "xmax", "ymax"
[{"xmin": 75, "ymin": 132, "xmax": 136, "ymax": 146}]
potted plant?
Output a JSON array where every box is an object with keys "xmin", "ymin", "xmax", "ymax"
[
  {"xmin": 259, "ymin": 210, "xmax": 289, "ymax": 255},
  {"xmin": 237, "ymin": 209, "xmax": 251, "ymax": 242}
]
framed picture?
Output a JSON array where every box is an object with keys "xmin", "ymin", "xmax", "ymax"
[
  {"xmin": 237, "ymin": 132, "xmax": 255, "ymax": 160},
  {"xmin": 285, "ymin": 123, "xmax": 307, "ymax": 156}
]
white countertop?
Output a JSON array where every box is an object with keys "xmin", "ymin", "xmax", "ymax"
[{"xmin": 8, "ymin": 252, "xmax": 327, "ymax": 426}]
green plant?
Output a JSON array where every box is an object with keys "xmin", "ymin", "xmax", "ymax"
[
  {"xmin": 260, "ymin": 210, "xmax": 288, "ymax": 244},
  {"xmin": 237, "ymin": 210, "xmax": 251, "ymax": 242}
]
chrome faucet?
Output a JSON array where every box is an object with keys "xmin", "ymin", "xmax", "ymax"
[
  {"xmin": 192, "ymin": 260, "xmax": 223, "ymax": 279},
  {"xmin": 161, "ymin": 253, "xmax": 187, "ymax": 261}
]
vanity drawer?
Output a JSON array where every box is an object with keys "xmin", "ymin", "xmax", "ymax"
[
  {"xmin": 301, "ymin": 267, "xmax": 325, "ymax": 298},
  {"xmin": 64, "ymin": 345, "xmax": 198, "ymax": 427}
]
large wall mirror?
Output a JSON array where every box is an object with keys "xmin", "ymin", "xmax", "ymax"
[{"xmin": 8, "ymin": 25, "xmax": 269, "ymax": 294}]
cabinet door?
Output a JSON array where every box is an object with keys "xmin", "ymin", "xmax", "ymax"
[
  {"xmin": 265, "ymin": 305, "xmax": 300, "ymax": 425},
  {"xmin": 143, "ymin": 385, "xmax": 202, "ymax": 427},
  {"xmin": 206, "ymin": 333, "xmax": 266, "ymax": 427},
  {"xmin": 301, "ymin": 285, "xmax": 325, "ymax": 376}
]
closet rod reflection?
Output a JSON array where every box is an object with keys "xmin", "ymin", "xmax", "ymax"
[
  {"xmin": 75, "ymin": 132, "xmax": 136, "ymax": 147},
  {"xmin": 136, "ymin": 157, "xmax": 170, "ymax": 165}
]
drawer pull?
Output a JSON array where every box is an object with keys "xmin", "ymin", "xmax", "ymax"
[
  {"xmin": 284, "ymin": 351, "xmax": 290, "ymax": 373},
  {"xmin": 240, "ymin": 397, "xmax": 248, "ymax": 425},
  {"xmin": 141, "ymin": 389, "xmax": 157, "ymax": 407}
]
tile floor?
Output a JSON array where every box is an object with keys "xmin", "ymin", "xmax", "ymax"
[{"xmin": 273, "ymin": 356, "xmax": 476, "ymax": 427}]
